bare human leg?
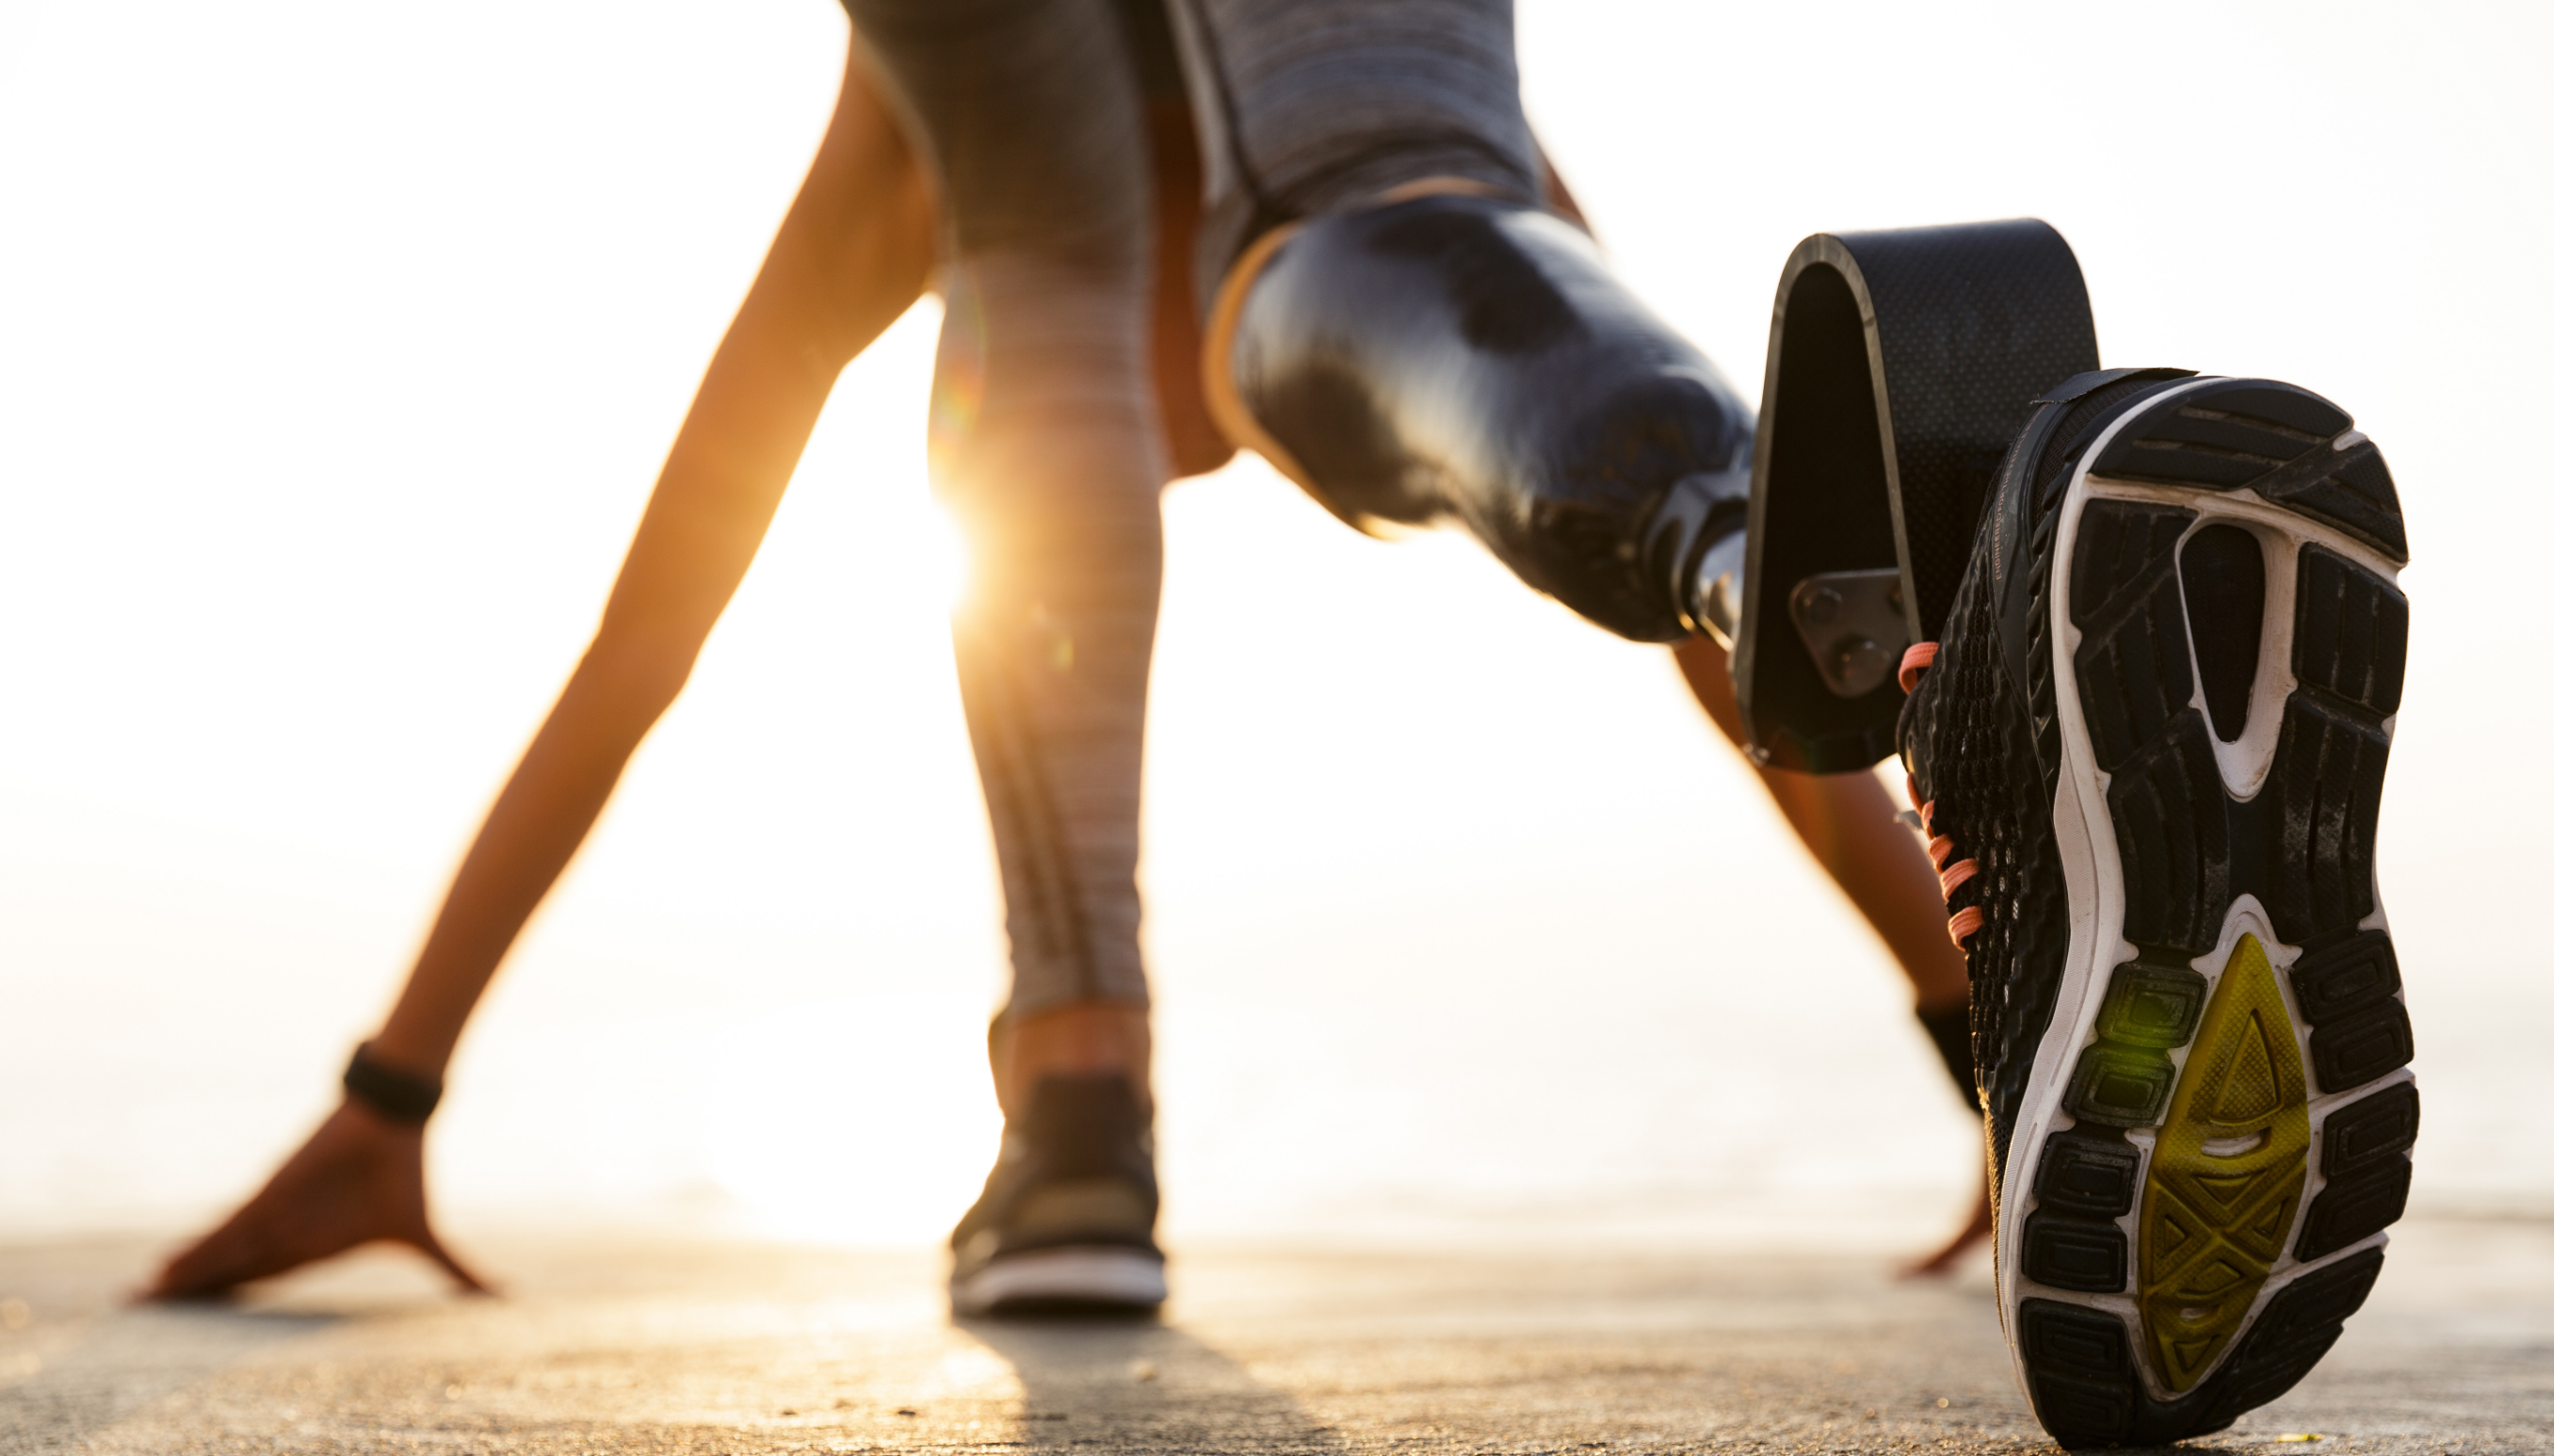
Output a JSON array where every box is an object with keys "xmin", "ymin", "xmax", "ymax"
[
  {"xmin": 1671, "ymin": 635, "xmax": 1990, "ymax": 1274},
  {"xmin": 989, "ymin": 1004, "xmax": 1154, "ymax": 1124},
  {"xmin": 146, "ymin": 35, "xmax": 934, "ymax": 1300}
]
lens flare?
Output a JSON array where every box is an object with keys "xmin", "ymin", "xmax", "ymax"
[{"xmin": 925, "ymin": 502, "xmax": 974, "ymax": 609}]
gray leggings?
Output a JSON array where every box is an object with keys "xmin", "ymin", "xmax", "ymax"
[{"xmin": 846, "ymin": 0, "xmax": 1540, "ymax": 1018}]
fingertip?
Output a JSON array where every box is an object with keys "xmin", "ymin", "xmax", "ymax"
[
  {"xmin": 443, "ymin": 1260, "xmax": 497, "ymax": 1297},
  {"xmin": 137, "ymin": 1268, "xmax": 234, "ymax": 1304},
  {"xmin": 418, "ymin": 1238, "xmax": 496, "ymax": 1297},
  {"xmin": 137, "ymin": 1253, "xmax": 202, "ymax": 1303}
]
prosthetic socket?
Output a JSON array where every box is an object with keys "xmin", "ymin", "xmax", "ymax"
[{"xmin": 1223, "ymin": 192, "xmax": 1754, "ymax": 644}]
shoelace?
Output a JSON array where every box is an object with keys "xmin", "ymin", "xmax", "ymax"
[{"xmin": 1899, "ymin": 642, "xmax": 1985, "ymax": 947}]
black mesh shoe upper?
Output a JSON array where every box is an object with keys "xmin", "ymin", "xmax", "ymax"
[
  {"xmin": 1898, "ymin": 368, "xmax": 2200, "ymax": 1194},
  {"xmin": 950, "ymin": 1074, "xmax": 1161, "ymax": 1276}
]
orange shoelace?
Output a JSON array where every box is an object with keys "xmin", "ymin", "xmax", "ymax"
[{"xmin": 1900, "ymin": 641, "xmax": 1985, "ymax": 947}]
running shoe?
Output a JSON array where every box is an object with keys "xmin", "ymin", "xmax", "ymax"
[
  {"xmin": 947, "ymin": 1074, "xmax": 1167, "ymax": 1317},
  {"xmin": 1899, "ymin": 367, "xmax": 2415, "ymax": 1446}
]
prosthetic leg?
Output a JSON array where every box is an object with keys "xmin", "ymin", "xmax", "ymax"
[
  {"xmin": 1730, "ymin": 218, "xmax": 2415, "ymax": 1444},
  {"xmin": 1205, "ymin": 187, "xmax": 1754, "ymax": 643}
]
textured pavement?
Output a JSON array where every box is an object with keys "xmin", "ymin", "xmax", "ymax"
[{"xmin": 3, "ymin": 1218, "xmax": 2548, "ymax": 1455}]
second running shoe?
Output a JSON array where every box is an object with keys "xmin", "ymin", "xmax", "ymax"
[
  {"xmin": 1899, "ymin": 368, "xmax": 2415, "ymax": 1447},
  {"xmin": 947, "ymin": 1074, "xmax": 1167, "ymax": 1317}
]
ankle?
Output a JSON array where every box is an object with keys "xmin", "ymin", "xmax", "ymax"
[{"xmin": 995, "ymin": 1003, "xmax": 1152, "ymax": 1121}]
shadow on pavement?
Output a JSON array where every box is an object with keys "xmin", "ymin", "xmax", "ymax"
[{"xmin": 964, "ymin": 1310, "xmax": 1345, "ymax": 1453}]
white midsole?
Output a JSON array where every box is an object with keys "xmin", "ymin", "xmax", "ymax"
[
  {"xmin": 1997, "ymin": 378, "xmax": 2411, "ymax": 1410},
  {"xmin": 948, "ymin": 1246, "xmax": 1168, "ymax": 1315}
]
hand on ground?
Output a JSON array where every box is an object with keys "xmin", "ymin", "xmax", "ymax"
[
  {"xmin": 144, "ymin": 1099, "xmax": 491, "ymax": 1301},
  {"xmin": 1900, "ymin": 1180, "xmax": 1993, "ymax": 1279}
]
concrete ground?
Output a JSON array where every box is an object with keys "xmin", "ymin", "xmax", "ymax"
[{"xmin": 3, "ymin": 1217, "xmax": 2547, "ymax": 1455}]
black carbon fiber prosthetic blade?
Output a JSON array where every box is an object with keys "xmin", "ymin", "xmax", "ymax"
[{"xmin": 1733, "ymin": 219, "xmax": 2097, "ymax": 772}]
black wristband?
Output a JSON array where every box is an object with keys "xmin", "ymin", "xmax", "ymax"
[
  {"xmin": 1916, "ymin": 1002, "xmax": 1979, "ymax": 1109},
  {"xmin": 344, "ymin": 1043, "xmax": 443, "ymax": 1125}
]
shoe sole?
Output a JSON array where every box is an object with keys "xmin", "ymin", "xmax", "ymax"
[
  {"xmin": 948, "ymin": 1246, "xmax": 1168, "ymax": 1318},
  {"xmin": 2006, "ymin": 377, "xmax": 2413, "ymax": 1445}
]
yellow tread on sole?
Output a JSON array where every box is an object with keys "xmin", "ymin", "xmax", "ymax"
[{"xmin": 2137, "ymin": 933, "xmax": 2311, "ymax": 1391}]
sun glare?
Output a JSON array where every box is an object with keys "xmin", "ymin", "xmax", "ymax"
[{"xmin": 921, "ymin": 501, "xmax": 973, "ymax": 610}]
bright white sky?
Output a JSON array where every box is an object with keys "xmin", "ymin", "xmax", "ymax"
[{"xmin": 1, "ymin": 1, "xmax": 2547, "ymax": 1249}]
